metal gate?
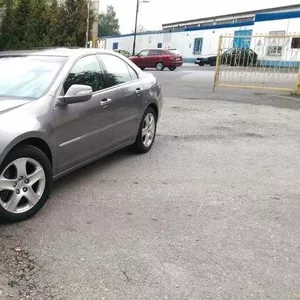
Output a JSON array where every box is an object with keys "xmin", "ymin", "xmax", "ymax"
[{"xmin": 213, "ymin": 34, "xmax": 300, "ymax": 94}]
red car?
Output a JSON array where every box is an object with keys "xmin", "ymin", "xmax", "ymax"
[{"xmin": 129, "ymin": 49, "xmax": 183, "ymax": 71}]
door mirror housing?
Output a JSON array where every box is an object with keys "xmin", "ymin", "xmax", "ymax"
[{"xmin": 59, "ymin": 84, "xmax": 93, "ymax": 105}]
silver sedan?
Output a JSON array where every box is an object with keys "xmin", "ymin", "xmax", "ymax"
[{"xmin": 0, "ymin": 48, "xmax": 163, "ymax": 222}]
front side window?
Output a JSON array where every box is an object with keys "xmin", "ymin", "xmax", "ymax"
[
  {"xmin": 99, "ymin": 55, "xmax": 132, "ymax": 88},
  {"xmin": 64, "ymin": 55, "xmax": 102, "ymax": 94},
  {"xmin": 0, "ymin": 56, "xmax": 66, "ymax": 99}
]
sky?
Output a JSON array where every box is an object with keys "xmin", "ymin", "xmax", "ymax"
[{"xmin": 99, "ymin": 0, "xmax": 299, "ymax": 34}]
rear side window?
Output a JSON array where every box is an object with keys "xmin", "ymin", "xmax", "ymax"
[
  {"xmin": 99, "ymin": 54, "xmax": 132, "ymax": 88},
  {"xmin": 149, "ymin": 50, "xmax": 161, "ymax": 56}
]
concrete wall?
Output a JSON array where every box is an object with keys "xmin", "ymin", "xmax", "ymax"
[{"xmin": 103, "ymin": 11, "xmax": 300, "ymax": 64}]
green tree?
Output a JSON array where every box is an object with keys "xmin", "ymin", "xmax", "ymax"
[
  {"xmin": 3, "ymin": 0, "xmax": 31, "ymax": 49},
  {"xmin": 0, "ymin": 0, "xmax": 92, "ymax": 49},
  {"xmin": 98, "ymin": 5, "xmax": 120, "ymax": 38},
  {"xmin": 62, "ymin": 0, "xmax": 89, "ymax": 46},
  {"xmin": 24, "ymin": 0, "xmax": 49, "ymax": 48}
]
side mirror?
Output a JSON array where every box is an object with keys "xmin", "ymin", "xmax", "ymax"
[{"xmin": 59, "ymin": 84, "xmax": 93, "ymax": 105}]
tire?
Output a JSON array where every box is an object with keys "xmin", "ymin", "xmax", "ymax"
[
  {"xmin": 0, "ymin": 145, "xmax": 52, "ymax": 223},
  {"xmin": 198, "ymin": 63, "xmax": 204, "ymax": 66},
  {"xmin": 169, "ymin": 67, "xmax": 177, "ymax": 71},
  {"xmin": 129, "ymin": 107, "xmax": 157, "ymax": 154},
  {"xmin": 140, "ymin": 67, "xmax": 145, "ymax": 70},
  {"xmin": 156, "ymin": 62, "xmax": 164, "ymax": 71}
]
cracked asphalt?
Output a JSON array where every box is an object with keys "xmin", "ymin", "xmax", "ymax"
[{"xmin": 1, "ymin": 66, "xmax": 300, "ymax": 299}]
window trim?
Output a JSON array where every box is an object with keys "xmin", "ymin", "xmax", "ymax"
[
  {"xmin": 193, "ymin": 37, "xmax": 203, "ymax": 54},
  {"xmin": 96, "ymin": 53, "xmax": 140, "ymax": 91}
]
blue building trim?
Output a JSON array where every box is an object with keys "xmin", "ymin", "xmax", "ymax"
[
  {"xmin": 184, "ymin": 21, "xmax": 254, "ymax": 32},
  {"xmin": 104, "ymin": 21, "xmax": 254, "ymax": 39},
  {"xmin": 257, "ymin": 60, "xmax": 300, "ymax": 68},
  {"xmin": 255, "ymin": 10, "xmax": 300, "ymax": 22},
  {"xmin": 183, "ymin": 58, "xmax": 300, "ymax": 66},
  {"xmin": 104, "ymin": 10, "xmax": 300, "ymax": 40}
]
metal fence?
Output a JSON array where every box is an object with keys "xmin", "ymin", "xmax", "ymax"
[{"xmin": 213, "ymin": 34, "xmax": 300, "ymax": 94}]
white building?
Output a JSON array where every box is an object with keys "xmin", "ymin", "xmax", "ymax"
[{"xmin": 102, "ymin": 4, "xmax": 300, "ymax": 65}]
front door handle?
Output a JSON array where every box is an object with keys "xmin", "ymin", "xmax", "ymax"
[
  {"xmin": 136, "ymin": 88, "xmax": 142, "ymax": 96},
  {"xmin": 100, "ymin": 98, "xmax": 112, "ymax": 107}
]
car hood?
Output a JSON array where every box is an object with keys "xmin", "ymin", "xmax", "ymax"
[{"xmin": 0, "ymin": 99, "xmax": 30, "ymax": 114}]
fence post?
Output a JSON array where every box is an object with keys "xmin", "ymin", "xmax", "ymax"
[
  {"xmin": 296, "ymin": 64, "xmax": 300, "ymax": 95},
  {"xmin": 213, "ymin": 35, "xmax": 222, "ymax": 92}
]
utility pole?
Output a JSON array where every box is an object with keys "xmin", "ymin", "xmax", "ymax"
[
  {"xmin": 85, "ymin": 0, "xmax": 90, "ymax": 47},
  {"xmin": 132, "ymin": 0, "xmax": 149, "ymax": 56},
  {"xmin": 90, "ymin": 0, "xmax": 100, "ymax": 48},
  {"xmin": 132, "ymin": 0, "xmax": 139, "ymax": 56},
  {"xmin": 86, "ymin": 0, "xmax": 100, "ymax": 48}
]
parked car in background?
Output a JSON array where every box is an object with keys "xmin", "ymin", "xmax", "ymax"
[
  {"xmin": 195, "ymin": 53, "xmax": 217, "ymax": 66},
  {"xmin": 195, "ymin": 48, "xmax": 258, "ymax": 67},
  {"xmin": 114, "ymin": 49, "xmax": 131, "ymax": 58},
  {"xmin": 129, "ymin": 48, "xmax": 183, "ymax": 71},
  {"xmin": 222, "ymin": 48, "xmax": 258, "ymax": 66},
  {"xmin": 0, "ymin": 48, "xmax": 163, "ymax": 222}
]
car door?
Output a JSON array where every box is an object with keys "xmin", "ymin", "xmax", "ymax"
[
  {"xmin": 137, "ymin": 50, "xmax": 150, "ymax": 68},
  {"xmin": 147, "ymin": 50, "xmax": 159, "ymax": 67},
  {"xmin": 98, "ymin": 54, "xmax": 143, "ymax": 146},
  {"xmin": 54, "ymin": 55, "xmax": 114, "ymax": 173}
]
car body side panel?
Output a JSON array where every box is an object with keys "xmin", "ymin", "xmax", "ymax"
[
  {"xmin": 0, "ymin": 95, "xmax": 57, "ymax": 172},
  {"xmin": 0, "ymin": 49, "xmax": 162, "ymax": 179}
]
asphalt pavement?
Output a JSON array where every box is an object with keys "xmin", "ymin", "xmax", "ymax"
[{"xmin": 0, "ymin": 66, "xmax": 300, "ymax": 300}]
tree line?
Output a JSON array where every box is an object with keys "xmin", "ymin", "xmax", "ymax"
[
  {"xmin": 0, "ymin": 0, "xmax": 91, "ymax": 50},
  {"xmin": 0, "ymin": 0, "xmax": 122, "ymax": 50}
]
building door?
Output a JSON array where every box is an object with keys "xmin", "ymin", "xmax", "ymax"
[{"xmin": 233, "ymin": 30, "xmax": 252, "ymax": 49}]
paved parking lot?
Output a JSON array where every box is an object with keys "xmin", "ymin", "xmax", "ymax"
[{"xmin": 1, "ymin": 66, "xmax": 300, "ymax": 300}]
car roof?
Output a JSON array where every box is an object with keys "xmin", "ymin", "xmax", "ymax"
[
  {"xmin": 143, "ymin": 48, "xmax": 167, "ymax": 51},
  {"xmin": 0, "ymin": 47, "xmax": 116, "ymax": 58}
]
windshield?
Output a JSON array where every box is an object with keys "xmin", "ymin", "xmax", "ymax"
[{"xmin": 0, "ymin": 56, "xmax": 67, "ymax": 99}]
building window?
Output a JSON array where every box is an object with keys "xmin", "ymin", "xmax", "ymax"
[
  {"xmin": 235, "ymin": 17, "xmax": 254, "ymax": 23},
  {"xmin": 216, "ymin": 19, "xmax": 233, "ymax": 25},
  {"xmin": 193, "ymin": 38, "xmax": 203, "ymax": 54},
  {"xmin": 157, "ymin": 43, "xmax": 162, "ymax": 48},
  {"xmin": 269, "ymin": 31, "xmax": 285, "ymax": 36},
  {"xmin": 113, "ymin": 42, "xmax": 118, "ymax": 50},
  {"xmin": 291, "ymin": 37, "xmax": 300, "ymax": 49},
  {"xmin": 266, "ymin": 46, "xmax": 283, "ymax": 56}
]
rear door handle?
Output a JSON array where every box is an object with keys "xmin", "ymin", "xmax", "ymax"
[
  {"xmin": 100, "ymin": 98, "xmax": 112, "ymax": 107},
  {"xmin": 136, "ymin": 88, "xmax": 142, "ymax": 96}
]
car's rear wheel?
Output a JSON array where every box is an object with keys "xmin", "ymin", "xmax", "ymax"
[
  {"xmin": 140, "ymin": 67, "xmax": 145, "ymax": 70},
  {"xmin": 129, "ymin": 107, "xmax": 157, "ymax": 154},
  {"xmin": 0, "ymin": 145, "xmax": 52, "ymax": 223},
  {"xmin": 169, "ymin": 67, "xmax": 177, "ymax": 71},
  {"xmin": 156, "ymin": 62, "xmax": 164, "ymax": 71}
]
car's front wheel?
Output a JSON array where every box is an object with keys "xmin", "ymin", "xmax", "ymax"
[
  {"xmin": 129, "ymin": 107, "xmax": 157, "ymax": 153},
  {"xmin": 0, "ymin": 145, "xmax": 52, "ymax": 223}
]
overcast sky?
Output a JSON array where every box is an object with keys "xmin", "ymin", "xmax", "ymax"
[{"xmin": 99, "ymin": 0, "xmax": 299, "ymax": 34}]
